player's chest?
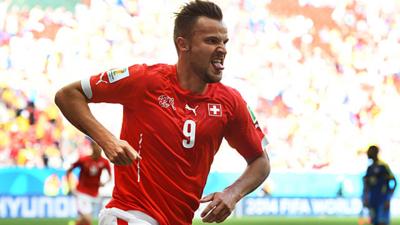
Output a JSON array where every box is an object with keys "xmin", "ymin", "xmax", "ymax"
[
  {"xmin": 370, "ymin": 166, "xmax": 385, "ymax": 175},
  {"xmin": 83, "ymin": 161, "xmax": 104, "ymax": 176},
  {"xmin": 136, "ymin": 90, "xmax": 230, "ymax": 139},
  {"xmin": 157, "ymin": 94, "xmax": 224, "ymax": 119}
]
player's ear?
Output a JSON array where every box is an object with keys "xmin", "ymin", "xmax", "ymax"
[{"xmin": 176, "ymin": 37, "xmax": 189, "ymax": 52}]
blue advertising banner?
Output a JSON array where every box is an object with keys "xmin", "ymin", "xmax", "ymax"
[
  {"xmin": 1, "ymin": 195, "xmax": 400, "ymax": 218},
  {"xmin": 239, "ymin": 197, "xmax": 400, "ymax": 217},
  {"xmin": 0, "ymin": 168, "xmax": 397, "ymax": 198},
  {"xmin": 0, "ymin": 168, "xmax": 75, "ymax": 196},
  {"xmin": 0, "ymin": 196, "xmax": 77, "ymax": 218}
]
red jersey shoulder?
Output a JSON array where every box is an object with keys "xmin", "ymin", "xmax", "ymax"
[
  {"xmin": 209, "ymin": 83, "xmax": 244, "ymax": 115},
  {"xmin": 211, "ymin": 83, "xmax": 243, "ymax": 102},
  {"xmin": 142, "ymin": 63, "xmax": 175, "ymax": 75},
  {"xmin": 126, "ymin": 63, "xmax": 175, "ymax": 88},
  {"xmin": 222, "ymin": 84, "xmax": 244, "ymax": 101},
  {"xmin": 76, "ymin": 155, "xmax": 90, "ymax": 164},
  {"xmin": 98, "ymin": 63, "xmax": 173, "ymax": 84},
  {"xmin": 129, "ymin": 63, "xmax": 174, "ymax": 79}
]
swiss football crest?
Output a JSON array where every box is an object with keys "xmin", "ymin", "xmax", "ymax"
[
  {"xmin": 89, "ymin": 165, "xmax": 99, "ymax": 176},
  {"xmin": 158, "ymin": 95, "xmax": 176, "ymax": 110},
  {"xmin": 208, "ymin": 103, "xmax": 222, "ymax": 117}
]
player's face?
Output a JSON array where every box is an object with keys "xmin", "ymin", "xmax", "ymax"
[
  {"xmin": 186, "ymin": 16, "xmax": 228, "ymax": 83},
  {"xmin": 367, "ymin": 149, "xmax": 378, "ymax": 160}
]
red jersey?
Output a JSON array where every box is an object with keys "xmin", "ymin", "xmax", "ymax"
[
  {"xmin": 71, "ymin": 155, "xmax": 111, "ymax": 197},
  {"xmin": 81, "ymin": 64, "xmax": 267, "ymax": 225}
]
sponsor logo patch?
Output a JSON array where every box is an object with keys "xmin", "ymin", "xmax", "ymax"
[
  {"xmin": 107, "ymin": 68, "xmax": 129, "ymax": 83},
  {"xmin": 247, "ymin": 105, "xmax": 260, "ymax": 128},
  {"xmin": 261, "ymin": 136, "xmax": 268, "ymax": 152},
  {"xmin": 247, "ymin": 105, "xmax": 257, "ymax": 124}
]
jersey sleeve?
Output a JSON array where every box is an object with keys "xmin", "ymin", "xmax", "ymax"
[
  {"xmin": 224, "ymin": 90, "xmax": 268, "ymax": 161},
  {"xmin": 80, "ymin": 64, "xmax": 146, "ymax": 105}
]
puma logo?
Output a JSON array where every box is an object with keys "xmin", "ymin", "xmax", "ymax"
[
  {"xmin": 185, "ymin": 104, "xmax": 199, "ymax": 116},
  {"xmin": 96, "ymin": 72, "xmax": 108, "ymax": 85}
]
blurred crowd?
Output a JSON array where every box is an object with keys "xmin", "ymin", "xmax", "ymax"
[{"xmin": 1, "ymin": 0, "xmax": 400, "ymax": 173}]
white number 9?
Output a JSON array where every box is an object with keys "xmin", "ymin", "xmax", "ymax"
[{"xmin": 182, "ymin": 120, "xmax": 196, "ymax": 149}]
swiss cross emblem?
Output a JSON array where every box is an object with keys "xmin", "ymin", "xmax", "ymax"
[{"xmin": 208, "ymin": 103, "xmax": 222, "ymax": 117}]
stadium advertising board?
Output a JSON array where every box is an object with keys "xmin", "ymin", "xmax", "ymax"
[
  {"xmin": 0, "ymin": 196, "xmax": 111, "ymax": 218},
  {"xmin": 0, "ymin": 196, "xmax": 76, "ymax": 218},
  {"xmin": 240, "ymin": 197, "xmax": 400, "ymax": 217},
  {"xmin": 1, "ymin": 168, "xmax": 399, "ymax": 218},
  {"xmin": 2, "ymin": 196, "xmax": 400, "ymax": 218}
]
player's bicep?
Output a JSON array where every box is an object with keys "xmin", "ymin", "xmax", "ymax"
[{"xmin": 55, "ymin": 81, "xmax": 89, "ymax": 107}]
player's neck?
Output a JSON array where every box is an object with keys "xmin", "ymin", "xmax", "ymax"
[{"xmin": 176, "ymin": 63, "xmax": 208, "ymax": 94}]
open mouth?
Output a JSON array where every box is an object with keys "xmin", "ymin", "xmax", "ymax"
[{"xmin": 211, "ymin": 59, "xmax": 224, "ymax": 71}]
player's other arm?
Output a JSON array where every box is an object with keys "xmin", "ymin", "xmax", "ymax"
[
  {"xmin": 382, "ymin": 164, "xmax": 397, "ymax": 195},
  {"xmin": 54, "ymin": 81, "xmax": 140, "ymax": 165},
  {"xmin": 224, "ymin": 152, "xmax": 270, "ymax": 199},
  {"xmin": 200, "ymin": 91, "xmax": 270, "ymax": 223},
  {"xmin": 66, "ymin": 163, "xmax": 78, "ymax": 194},
  {"xmin": 388, "ymin": 169, "xmax": 397, "ymax": 194},
  {"xmin": 101, "ymin": 162, "xmax": 113, "ymax": 187},
  {"xmin": 386, "ymin": 166, "xmax": 397, "ymax": 201},
  {"xmin": 384, "ymin": 169, "xmax": 397, "ymax": 209},
  {"xmin": 201, "ymin": 152, "xmax": 270, "ymax": 223},
  {"xmin": 66, "ymin": 164, "xmax": 75, "ymax": 178},
  {"xmin": 391, "ymin": 176, "xmax": 397, "ymax": 193},
  {"xmin": 100, "ymin": 172, "xmax": 112, "ymax": 187}
]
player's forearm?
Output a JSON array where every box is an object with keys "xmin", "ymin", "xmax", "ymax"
[
  {"xmin": 54, "ymin": 83, "xmax": 117, "ymax": 148},
  {"xmin": 224, "ymin": 152, "xmax": 270, "ymax": 201}
]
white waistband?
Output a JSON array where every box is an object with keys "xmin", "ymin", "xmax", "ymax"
[{"xmin": 105, "ymin": 207, "xmax": 159, "ymax": 225}]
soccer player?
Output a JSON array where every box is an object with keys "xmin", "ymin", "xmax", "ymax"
[
  {"xmin": 362, "ymin": 145, "xmax": 397, "ymax": 225},
  {"xmin": 66, "ymin": 139, "xmax": 112, "ymax": 225},
  {"xmin": 55, "ymin": 1, "xmax": 270, "ymax": 224}
]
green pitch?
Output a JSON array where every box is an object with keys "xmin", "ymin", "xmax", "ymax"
[{"xmin": 1, "ymin": 217, "xmax": 399, "ymax": 225}]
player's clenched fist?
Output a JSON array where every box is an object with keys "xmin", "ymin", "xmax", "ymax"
[
  {"xmin": 103, "ymin": 139, "xmax": 141, "ymax": 165},
  {"xmin": 200, "ymin": 191, "xmax": 238, "ymax": 223}
]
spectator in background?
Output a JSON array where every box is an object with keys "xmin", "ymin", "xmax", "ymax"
[
  {"xmin": 1, "ymin": 0, "xmax": 400, "ymax": 172},
  {"xmin": 362, "ymin": 145, "xmax": 397, "ymax": 225},
  {"xmin": 66, "ymin": 138, "xmax": 111, "ymax": 225}
]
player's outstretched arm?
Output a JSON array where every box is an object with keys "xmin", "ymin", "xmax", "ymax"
[
  {"xmin": 65, "ymin": 165, "xmax": 76, "ymax": 195},
  {"xmin": 55, "ymin": 81, "xmax": 140, "ymax": 165},
  {"xmin": 200, "ymin": 152, "xmax": 270, "ymax": 223}
]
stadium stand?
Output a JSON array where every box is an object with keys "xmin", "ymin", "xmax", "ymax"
[{"xmin": 0, "ymin": 0, "xmax": 400, "ymax": 175}]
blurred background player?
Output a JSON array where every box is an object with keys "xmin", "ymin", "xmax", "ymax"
[
  {"xmin": 362, "ymin": 145, "xmax": 397, "ymax": 225},
  {"xmin": 66, "ymin": 139, "xmax": 112, "ymax": 225}
]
